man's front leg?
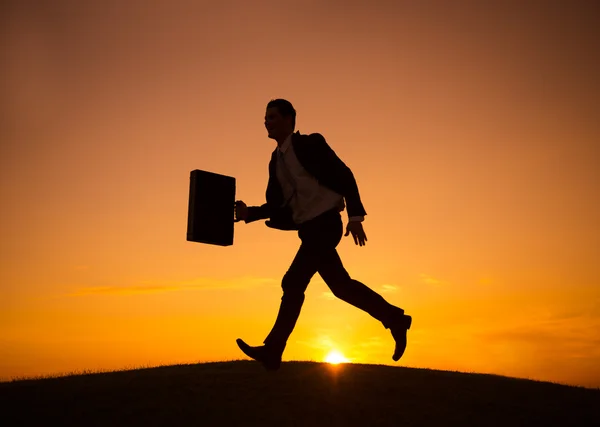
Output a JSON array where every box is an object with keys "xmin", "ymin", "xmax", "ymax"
[{"xmin": 263, "ymin": 243, "xmax": 319, "ymax": 351}]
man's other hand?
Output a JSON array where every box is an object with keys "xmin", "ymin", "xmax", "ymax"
[{"xmin": 344, "ymin": 221, "xmax": 367, "ymax": 246}]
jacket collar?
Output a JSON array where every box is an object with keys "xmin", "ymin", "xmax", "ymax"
[{"xmin": 277, "ymin": 131, "xmax": 301, "ymax": 154}]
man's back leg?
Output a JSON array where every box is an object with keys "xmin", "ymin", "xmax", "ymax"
[{"xmin": 318, "ymin": 249, "xmax": 412, "ymax": 361}]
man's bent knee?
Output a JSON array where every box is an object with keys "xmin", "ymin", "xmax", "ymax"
[
  {"xmin": 323, "ymin": 272, "xmax": 352, "ymax": 299},
  {"xmin": 329, "ymin": 283, "xmax": 351, "ymax": 301},
  {"xmin": 281, "ymin": 273, "xmax": 309, "ymax": 299}
]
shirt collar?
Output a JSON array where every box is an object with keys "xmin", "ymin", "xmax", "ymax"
[{"xmin": 277, "ymin": 132, "xmax": 294, "ymax": 154}]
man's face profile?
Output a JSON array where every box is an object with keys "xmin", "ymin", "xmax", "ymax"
[{"xmin": 265, "ymin": 107, "xmax": 290, "ymax": 140}]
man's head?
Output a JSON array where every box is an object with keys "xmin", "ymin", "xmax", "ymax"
[{"xmin": 265, "ymin": 99, "xmax": 296, "ymax": 142}]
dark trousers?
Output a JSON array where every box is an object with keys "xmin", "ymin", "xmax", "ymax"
[{"xmin": 264, "ymin": 209, "xmax": 404, "ymax": 352}]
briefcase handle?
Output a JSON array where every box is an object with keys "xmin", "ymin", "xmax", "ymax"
[{"xmin": 234, "ymin": 201, "xmax": 243, "ymax": 223}]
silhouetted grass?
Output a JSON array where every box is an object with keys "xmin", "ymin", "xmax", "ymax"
[{"xmin": 1, "ymin": 361, "xmax": 598, "ymax": 426}]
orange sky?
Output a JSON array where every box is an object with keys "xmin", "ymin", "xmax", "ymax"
[{"xmin": 1, "ymin": 0, "xmax": 599, "ymax": 387}]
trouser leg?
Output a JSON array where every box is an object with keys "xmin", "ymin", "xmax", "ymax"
[
  {"xmin": 263, "ymin": 242, "xmax": 320, "ymax": 352},
  {"xmin": 318, "ymin": 249, "xmax": 403, "ymax": 329},
  {"xmin": 263, "ymin": 210, "xmax": 342, "ymax": 351}
]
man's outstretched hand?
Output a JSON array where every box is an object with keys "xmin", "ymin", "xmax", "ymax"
[
  {"xmin": 235, "ymin": 200, "xmax": 248, "ymax": 222},
  {"xmin": 345, "ymin": 221, "xmax": 367, "ymax": 246}
]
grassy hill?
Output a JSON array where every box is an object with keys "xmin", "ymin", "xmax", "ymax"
[{"xmin": 1, "ymin": 361, "xmax": 598, "ymax": 426}]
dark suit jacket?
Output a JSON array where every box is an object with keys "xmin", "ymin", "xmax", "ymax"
[{"xmin": 246, "ymin": 131, "xmax": 367, "ymax": 230}]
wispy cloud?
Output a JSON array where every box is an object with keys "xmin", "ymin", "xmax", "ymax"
[
  {"xmin": 321, "ymin": 291, "xmax": 336, "ymax": 300},
  {"xmin": 546, "ymin": 309, "xmax": 589, "ymax": 321},
  {"xmin": 380, "ymin": 284, "xmax": 398, "ymax": 293},
  {"xmin": 475, "ymin": 310, "xmax": 600, "ymax": 359},
  {"xmin": 356, "ymin": 336, "xmax": 384, "ymax": 348},
  {"xmin": 70, "ymin": 285, "xmax": 183, "ymax": 296},
  {"xmin": 590, "ymin": 299, "xmax": 600, "ymax": 316},
  {"xmin": 67, "ymin": 276, "xmax": 277, "ymax": 296},
  {"xmin": 420, "ymin": 273, "xmax": 445, "ymax": 286},
  {"xmin": 296, "ymin": 335, "xmax": 336, "ymax": 351}
]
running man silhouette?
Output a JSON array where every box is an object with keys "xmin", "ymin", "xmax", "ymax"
[{"xmin": 235, "ymin": 99, "xmax": 412, "ymax": 370}]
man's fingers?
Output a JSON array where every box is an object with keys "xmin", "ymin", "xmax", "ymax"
[
  {"xmin": 359, "ymin": 231, "xmax": 367, "ymax": 246},
  {"xmin": 346, "ymin": 223, "xmax": 368, "ymax": 246}
]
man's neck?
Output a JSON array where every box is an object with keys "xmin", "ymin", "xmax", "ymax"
[{"xmin": 276, "ymin": 132, "xmax": 293, "ymax": 148}]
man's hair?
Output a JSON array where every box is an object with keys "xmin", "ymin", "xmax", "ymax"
[{"xmin": 267, "ymin": 98, "xmax": 296, "ymax": 129}]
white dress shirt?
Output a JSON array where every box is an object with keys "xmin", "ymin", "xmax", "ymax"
[{"xmin": 276, "ymin": 133, "xmax": 365, "ymax": 225}]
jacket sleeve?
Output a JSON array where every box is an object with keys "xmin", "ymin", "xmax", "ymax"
[
  {"xmin": 311, "ymin": 133, "xmax": 367, "ymax": 217},
  {"xmin": 245, "ymin": 203, "xmax": 271, "ymax": 223},
  {"xmin": 245, "ymin": 155, "xmax": 279, "ymax": 223}
]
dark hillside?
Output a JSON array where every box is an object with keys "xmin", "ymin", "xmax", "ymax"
[{"xmin": 1, "ymin": 361, "xmax": 598, "ymax": 426}]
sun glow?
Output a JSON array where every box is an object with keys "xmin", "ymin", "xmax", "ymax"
[{"xmin": 324, "ymin": 350, "xmax": 349, "ymax": 365}]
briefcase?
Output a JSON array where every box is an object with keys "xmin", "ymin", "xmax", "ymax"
[{"xmin": 186, "ymin": 169, "xmax": 236, "ymax": 246}]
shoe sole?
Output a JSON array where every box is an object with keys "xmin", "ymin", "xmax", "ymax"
[{"xmin": 236, "ymin": 339, "xmax": 281, "ymax": 371}]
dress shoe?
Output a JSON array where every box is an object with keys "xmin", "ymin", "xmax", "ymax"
[
  {"xmin": 390, "ymin": 314, "xmax": 412, "ymax": 361},
  {"xmin": 236, "ymin": 338, "xmax": 282, "ymax": 371}
]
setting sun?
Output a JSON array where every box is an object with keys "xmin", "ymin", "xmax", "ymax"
[{"xmin": 324, "ymin": 350, "xmax": 349, "ymax": 365}]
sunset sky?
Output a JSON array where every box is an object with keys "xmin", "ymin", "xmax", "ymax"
[{"xmin": 1, "ymin": 0, "xmax": 599, "ymax": 387}]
